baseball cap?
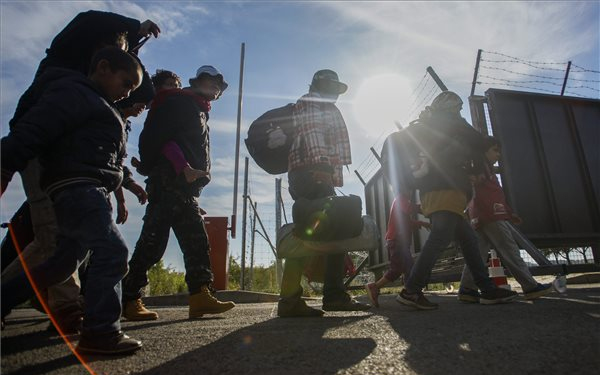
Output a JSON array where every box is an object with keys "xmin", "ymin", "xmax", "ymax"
[{"xmin": 190, "ymin": 65, "xmax": 228, "ymax": 92}]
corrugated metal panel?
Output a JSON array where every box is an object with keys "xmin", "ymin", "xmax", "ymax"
[{"xmin": 485, "ymin": 89, "xmax": 600, "ymax": 246}]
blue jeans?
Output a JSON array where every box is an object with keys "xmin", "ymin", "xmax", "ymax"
[
  {"xmin": 1, "ymin": 186, "xmax": 128, "ymax": 335},
  {"xmin": 404, "ymin": 211, "xmax": 495, "ymax": 294}
]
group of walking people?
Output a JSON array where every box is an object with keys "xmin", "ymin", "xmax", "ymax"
[{"xmin": 0, "ymin": 8, "xmax": 553, "ymax": 357}]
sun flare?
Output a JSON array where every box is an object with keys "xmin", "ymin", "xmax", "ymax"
[{"xmin": 352, "ymin": 74, "xmax": 414, "ymax": 136}]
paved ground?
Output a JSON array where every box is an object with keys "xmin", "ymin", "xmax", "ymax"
[{"xmin": 2, "ymin": 285, "xmax": 599, "ymax": 375}]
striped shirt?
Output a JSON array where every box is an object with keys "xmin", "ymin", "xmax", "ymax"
[{"xmin": 288, "ymin": 92, "xmax": 351, "ymax": 186}]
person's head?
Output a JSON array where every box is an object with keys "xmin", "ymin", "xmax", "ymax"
[
  {"xmin": 189, "ymin": 65, "xmax": 228, "ymax": 101},
  {"xmin": 94, "ymin": 32, "xmax": 129, "ymax": 53},
  {"xmin": 431, "ymin": 91, "xmax": 463, "ymax": 114},
  {"xmin": 152, "ymin": 69, "xmax": 182, "ymax": 92},
  {"xmin": 483, "ymin": 136, "xmax": 502, "ymax": 164},
  {"xmin": 309, "ymin": 69, "xmax": 348, "ymax": 102},
  {"xmin": 89, "ymin": 46, "xmax": 142, "ymax": 103}
]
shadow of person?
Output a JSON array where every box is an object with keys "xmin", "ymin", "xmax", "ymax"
[
  {"xmin": 137, "ymin": 315, "xmax": 376, "ymax": 375},
  {"xmin": 374, "ymin": 289, "xmax": 600, "ymax": 375}
]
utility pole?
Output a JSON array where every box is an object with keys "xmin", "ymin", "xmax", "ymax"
[
  {"xmin": 240, "ymin": 157, "xmax": 249, "ymax": 290},
  {"xmin": 275, "ymin": 178, "xmax": 283, "ymax": 286},
  {"xmin": 232, "ymin": 42, "xmax": 246, "ymax": 239},
  {"xmin": 561, "ymin": 61, "xmax": 572, "ymax": 96},
  {"xmin": 426, "ymin": 66, "xmax": 448, "ymax": 92},
  {"xmin": 470, "ymin": 49, "xmax": 483, "ymax": 97},
  {"xmin": 249, "ymin": 202, "xmax": 257, "ymax": 290}
]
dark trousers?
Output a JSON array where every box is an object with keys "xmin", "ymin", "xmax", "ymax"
[
  {"xmin": 1, "ymin": 186, "xmax": 128, "ymax": 335},
  {"xmin": 280, "ymin": 168, "xmax": 347, "ymax": 303},
  {"xmin": 404, "ymin": 210, "xmax": 496, "ymax": 293},
  {"xmin": 122, "ymin": 187, "xmax": 212, "ymax": 301}
]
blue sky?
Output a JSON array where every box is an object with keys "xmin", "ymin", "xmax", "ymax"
[{"xmin": 1, "ymin": 1, "xmax": 598, "ymax": 273}]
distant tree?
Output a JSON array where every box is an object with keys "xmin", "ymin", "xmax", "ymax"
[
  {"xmin": 571, "ymin": 247, "xmax": 590, "ymax": 264},
  {"xmin": 228, "ymin": 256, "xmax": 241, "ymax": 290},
  {"xmin": 147, "ymin": 260, "xmax": 187, "ymax": 295}
]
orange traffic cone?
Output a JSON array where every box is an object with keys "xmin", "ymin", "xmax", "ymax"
[{"xmin": 488, "ymin": 249, "xmax": 511, "ymax": 290}]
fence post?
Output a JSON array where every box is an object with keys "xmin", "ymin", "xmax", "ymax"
[{"xmin": 561, "ymin": 61, "xmax": 572, "ymax": 96}]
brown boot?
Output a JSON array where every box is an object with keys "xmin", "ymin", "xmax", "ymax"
[
  {"xmin": 123, "ymin": 299, "xmax": 159, "ymax": 321},
  {"xmin": 189, "ymin": 286, "xmax": 235, "ymax": 318}
]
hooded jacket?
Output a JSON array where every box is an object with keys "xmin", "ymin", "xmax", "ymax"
[
  {"xmin": 1, "ymin": 68, "xmax": 127, "ymax": 196},
  {"xmin": 406, "ymin": 109, "xmax": 485, "ymax": 197}
]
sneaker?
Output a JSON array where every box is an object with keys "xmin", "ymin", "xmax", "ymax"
[
  {"xmin": 123, "ymin": 299, "xmax": 159, "ymax": 321},
  {"xmin": 396, "ymin": 289, "xmax": 438, "ymax": 310},
  {"xmin": 479, "ymin": 287, "xmax": 518, "ymax": 305},
  {"xmin": 457, "ymin": 288, "xmax": 480, "ymax": 303},
  {"xmin": 278, "ymin": 298, "xmax": 324, "ymax": 318},
  {"xmin": 365, "ymin": 283, "xmax": 380, "ymax": 308},
  {"xmin": 524, "ymin": 283, "xmax": 553, "ymax": 300},
  {"xmin": 77, "ymin": 331, "xmax": 142, "ymax": 355},
  {"xmin": 322, "ymin": 295, "xmax": 371, "ymax": 312}
]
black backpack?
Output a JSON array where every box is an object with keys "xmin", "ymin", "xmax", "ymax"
[
  {"xmin": 245, "ymin": 104, "xmax": 295, "ymax": 174},
  {"xmin": 292, "ymin": 195, "xmax": 363, "ymax": 241}
]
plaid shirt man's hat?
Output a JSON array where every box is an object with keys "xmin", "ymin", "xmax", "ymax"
[{"xmin": 311, "ymin": 69, "xmax": 348, "ymax": 95}]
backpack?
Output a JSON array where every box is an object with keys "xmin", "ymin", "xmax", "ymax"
[
  {"xmin": 380, "ymin": 126, "xmax": 427, "ymax": 194},
  {"xmin": 291, "ymin": 195, "xmax": 363, "ymax": 241},
  {"xmin": 245, "ymin": 104, "xmax": 295, "ymax": 174}
]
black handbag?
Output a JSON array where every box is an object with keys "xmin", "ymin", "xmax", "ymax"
[{"xmin": 292, "ymin": 195, "xmax": 363, "ymax": 241}]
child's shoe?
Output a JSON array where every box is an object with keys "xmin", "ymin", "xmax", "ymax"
[
  {"xmin": 479, "ymin": 287, "xmax": 518, "ymax": 305},
  {"xmin": 524, "ymin": 283, "xmax": 553, "ymax": 300},
  {"xmin": 189, "ymin": 285, "xmax": 235, "ymax": 318},
  {"xmin": 365, "ymin": 282, "xmax": 380, "ymax": 308},
  {"xmin": 396, "ymin": 289, "xmax": 438, "ymax": 310},
  {"xmin": 77, "ymin": 330, "xmax": 142, "ymax": 355},
  {"xmin": 457, "ymin": 288, "xmax": 480, "ymax": 303},
  {"xmin": 123, "ymin": 299, "xmax": 159, "ymax": 321}
]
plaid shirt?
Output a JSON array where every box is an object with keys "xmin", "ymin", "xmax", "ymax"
[{"xmin": 288, "ymin": 92, "xmax": 352, "ymax": 186}]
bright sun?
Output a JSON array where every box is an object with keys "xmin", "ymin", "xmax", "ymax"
[{"xmin": 352, "ymin": 74, "xmax": 413, "ymax": 136}]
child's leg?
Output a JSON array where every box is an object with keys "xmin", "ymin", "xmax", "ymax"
[
  {"xmin": 459, "ymin": 230, "xmax": 491, "ymax": 291},
  {"xmin": 454, "ymin": 218, "xmax": 496, "ymax": 294},
  {"xmin": 171, "ymin": 196, "xmax": 213, "ymax": 294},
  {"xmin": 52, "ymin": 186, "xmax": 128, "ymax": 335},
  {"xmin": 122, "ymin": 195, "xmax": 173, "ymax": 302},
  {"xmin": 480, "ymin": 221, "xmax": 538, "ymax": 291}
]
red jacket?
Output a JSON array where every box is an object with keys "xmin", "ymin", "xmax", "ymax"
[{"xmin": 467, "ymin": 163, "xmax": 513, "ymax": 229}]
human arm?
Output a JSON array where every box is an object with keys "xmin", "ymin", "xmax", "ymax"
[
  {"xmin": 121, "ymin": 166, "xmax": 147, "ymax": 204},
  {"xmin": 1, "ymin": 83, "xmax": 88, "ymax": 195},
  {"xmin": 161, "ymin": 141, "xmax": 210, "ymax": 183},
  {"xmin": 114, "ymin": 187, "xmax": 128, "ymax": 224}
]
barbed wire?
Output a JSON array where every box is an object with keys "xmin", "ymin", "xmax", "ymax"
[
  {"xmin": 476, "ymin": 50, "xmax": 600, "ymax": 98},
  {"xmin": 571, "ymin": 63, "xmax": 600, "ymax": 74}
]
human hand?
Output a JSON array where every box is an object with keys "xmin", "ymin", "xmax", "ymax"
[
  {"xmin": 183, "ymin": 165, "xmax": 210, "ymax": 183},
  {"xmin": 139, "ymin": 20, "xmax": 161, "ymax": 38},
  {"xmin": 267, "ymin": 128, "xmax": 286, "ymax": 149},
  {"xmin": 116, "ymin": 200, "xmax": 128, "ymax": 224},
  {"xmin": 511, "ymin": 215, "xmax": 523, "ymax": 225},
  {"xmin": 126, "ymin": 182, "xmax": 148, "ymax": 204}
]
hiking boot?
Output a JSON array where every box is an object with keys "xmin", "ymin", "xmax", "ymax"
[
  {"xmin": 396, "ymin": 289, "xmax": 438, "ymax": 310},
  {"xmin": 524, "ymin": 283, "xmax": 553, "ymax": 300},
  {"xmin": 189, "ymin": 285, "xmax": 235, "ymax": 318},
  {"xmin": 123, "ymin": 299, "xmax": 159, "ymax": 321},
  {"xmin": 322, "ymin": 295, "xmax": 371, "ymax": 312},
  {"xmin": 479, "ymin": 287, "xmax": 518, "ymax": 305},
  {"xmin": 77, "ymin": 331, "xmax": 142, "ymax": 355},
  {"xmin": 365, "ymin": 283, "xmax": 380, "ymax": 308},
  {"xmin": 278, "ymin": 298, "xmax": 324, "ymax": 318},
  {"xmin": 457, "ymin": 288, "xmax": 480, "ymax": 303}
]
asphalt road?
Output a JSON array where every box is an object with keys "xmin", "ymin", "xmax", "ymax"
[{"xmin": 2, "ymin": 285, "xmax": 599, "ymax": 375}]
